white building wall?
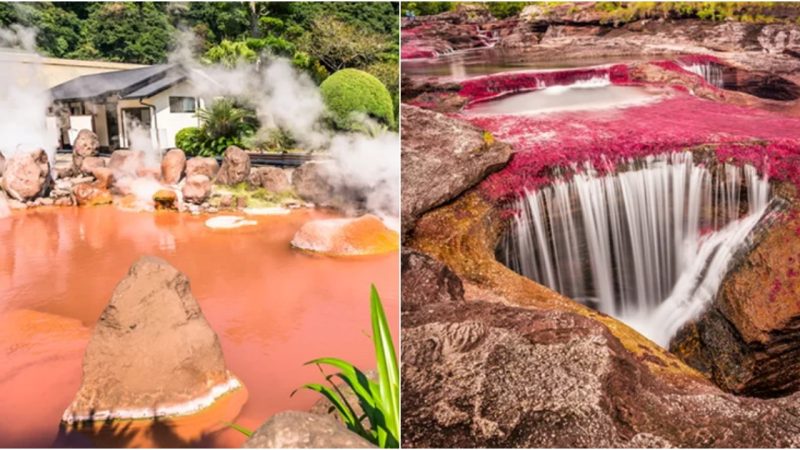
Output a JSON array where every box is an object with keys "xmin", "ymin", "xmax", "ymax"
[{"xmin": 148, "ymin": 82, "xmax": 205, "ymax": 149}]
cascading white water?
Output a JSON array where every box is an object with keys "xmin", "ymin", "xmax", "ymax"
[
  {"xmin": 500, "ymin": 152, "xmax": 772, "ymax": 346},
  {"xmin": 681, "ymin": 62, "xmax": 724, "ymax": 88}
]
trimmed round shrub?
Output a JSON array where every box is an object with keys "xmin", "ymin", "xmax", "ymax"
[
  {"xmin": 175, "ymin": 127, "xmax": 203, "ymax": 153},
  {"xmin": 320, "ymin": 68, "xmax": 395, "ymax": 130}
]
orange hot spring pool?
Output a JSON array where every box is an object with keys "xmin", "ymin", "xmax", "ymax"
[{"xmin": 0, "ymin": 206, "xmax": 399, "ymax": 448}]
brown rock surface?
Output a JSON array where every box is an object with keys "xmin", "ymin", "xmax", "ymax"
[
  {"xmin": 401, "ymin": 105, "xmax": 511, "ymax": 234},
  {"xmin": 185, "ymin": 157, "xmax": 219, "ymax": 179},
  {"xmin": 402, "ymin": 299, "xmax": 800, "ymax": 448},
  {"xmin": 108, "ymin": 150, "xmax": 145, "ymax": 176},
  {"xmin": 243, "ymin": 411, "xmax": 375, "ymax": 448},
  {"xmin": 91, "ymin": 167, "xmax": 114, "ymax": 190},
  {"xmin": 1, "ymin": 149, "xmax": 51, "ymax": 201},
  {"xmin": 72, "ymin": 129, "xmax": 99, "ymax": 171},
  {"xmin": 291, "ymin": 161, "xmax": 335, "ymax": 206},
  {"xmin": 79, "ymin": 156, "xmax": 105, "ymax": 176},
  {"xmin": 161, "ymin": 148, "xmax": 186, "ymax": 185},
  {"xmin": 250, "ymin": 166, "xmax": 291, "ymax": 192},
  {"xmin": 72, "ymin": 183, "xmax": 112, "ymax": 207},
  {"xmin": 62, "ymin": 256, "xmax": 241, "ymax": 422},
  {"xmin": 671, "ymin": 195, "xmax": 800, "ymax": 397},
  {"xmin": 182, "ymin": 174, "xmax": 212, "ymax": 205},
  {"xmin": 215, "ymin": 146, "xmax": 251, "ymax": 186},
  {"xmin": 401, "ymin": 249, "xmax": 464, "ymax": 312},
  {"xmin": 153, "ymin": 189, "xmax": 178, "ymax": 210}
]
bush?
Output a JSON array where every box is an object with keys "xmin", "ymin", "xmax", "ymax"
[
  {"xmin": 320, "ymin": 68, "xmax": 395, "ymax": 131},
  {"xmin": 175, "ymin": 126, "xmax": 204, "ymax": 155},
  {"xmin": 174, "ymin": 99, "xmax": 258, "ymax": 156}
]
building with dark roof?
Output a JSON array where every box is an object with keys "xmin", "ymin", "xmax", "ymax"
[{"xmin": 49, "ymin": 64, "xmax": 207, "ymax": 151}]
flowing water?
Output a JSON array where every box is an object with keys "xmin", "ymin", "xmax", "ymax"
[
  {"xmin": 402, "ymin": 48, "xmax": 675, "ymax": 80},
  {"xmin": 465, "ymin": 81, "xmax": 662, "ymax": 116},
  {"xmin": 0, "ymin": 207, "xmax": 399, "ymax": 448},
  {"xmin": 499, "ymin": 152, "xmax": 773, "ymax": 346},
  {"xmin": 680, "ymin": 61, "xmax": 725, "ymax": 88}
]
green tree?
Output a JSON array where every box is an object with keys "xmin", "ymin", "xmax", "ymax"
[
  {"xmin": 320, "ymin": 68, "xmax": 395, "ymax": 131},
  {"xmin": 73, "ymin": 2, "xmax": 174, "ymax": 64},
  {"xmin": 299, "ymin": 17, "xmax": 388, "ymax": 73}
]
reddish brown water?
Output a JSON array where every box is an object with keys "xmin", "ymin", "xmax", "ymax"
[{"xmin": 0, "ymin": 206, "xmax": 399, "ymax": 448}]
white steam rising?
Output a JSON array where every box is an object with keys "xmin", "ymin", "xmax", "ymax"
[
  {"xmin": 173, "ymin": 37, "xmax": 399, "ymax": 220},
  {"xmin": 0, "ymin": 26, "xmax": 57, "ymax": 160}
]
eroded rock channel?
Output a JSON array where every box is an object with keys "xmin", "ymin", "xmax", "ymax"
[{"xmin": 401, "ymin": 4, "xmax": 800, "ymax": 446}]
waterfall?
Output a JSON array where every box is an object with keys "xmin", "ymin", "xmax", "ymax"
[
  {"xmin": 681, "ymin": 62, "xmax": 724, "ymax": 88},
  {"xmin": 500, "ymin": 152, "xmax": 772, "ymax": 346}
]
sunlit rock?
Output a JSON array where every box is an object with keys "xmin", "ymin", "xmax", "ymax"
[
  {"xmin": 244, "ymin": 411, "xmax": 375, "ymax": 449},
  {"xmin": 161, "ymin": 148, "xmax": 186, "ymax": 185},
  {"xmin": 72, "ymin": 129, "xmax": 99, "ymax": 172},
  {"xmin": 182, "ymin": 174, "xmax": 211, "ymax": 205},
  {"xmin": 79, "ymin": 156, "xmax": 105, "ymax": 176},
  {"xmin": 153, "ymin": 189, "xmax": 178, "ymax": 210},
  {"xmin": 72, "ymin": 183, "xmax": 112, "ymax": 207},
  {"xmin": 1, "ymin": 149, "xmax": 52, "ymax": 201},
  {"xmin": 185, "ymin": 157, "xmax": 219, "ymax": 179},
  {"xmin": 61, "ymin": 256, "xmax": 244, "ymax": 424},
  {"xmin": 291, "ymin": 214, "xmax": 399, "ymax": 256},
  {"xmin": 215, "ymin": 146, "xmax": 250, "ymax": 186},
  {"xmin": 250, "ymin": 166, "xmax": 291, "ymax": 192}
]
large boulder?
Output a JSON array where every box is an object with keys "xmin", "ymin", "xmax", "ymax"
[
  {"xmin": 72, "ymin": 129, "xmax": 99, "ymax": 171},
  {"xmin": 401, "ymin": 249, "xmax": 464, "ymax": 312},
  {"xmin": 1, "ymin": 149, "xmax": 51, "ymax": 201},
  {"xmin": 160, "ymin": 148, "xmax": 186, "ymax": 185},
  {"xmin": 108, "ymin": 150, "xmax": 144, "ymax": 176},
  {"xmin": 401, "ymin": 105, "xmax": 511, "ymax": 234},
  {"xmin": 79, "ymin": 156, "xmax": 105, "ymax": 176},
  {"xmin": 182, "ymin": 174, "xmax": 212, "ymax": 205},
  {"xmin": 72, "ymin": 183, "xmax": 112, "ymax": 207},
  {"xmin": 250, "ymin": 166, "xmax": 291, "ymax": 192},
  {"xmin": 215, "ymin": 146, "xmax": 251, "ymax": 186},
  {"xmin": 402, "ymin": 299, "xmax": 800, "ymax": 448},
  {"xmin": 291, "ymin": 214, "xmax": 399, "ymax": 256},
  {"xmin": 185, "ymin": 157, "xmax": 219, "ymax": 179},
  {"xmin": 671, "ymin": 199, "xmax": 800, "ymax": 397},
  {"xmin": 243, "ymin": 411, "xmax": 375, "ymax": 448},
  {"xmin": 61, "ymin": 256, "xmax": 243, "ymax": 423},
  {"xmin": 291, "ymin": 161, "xmax": 335, "ymax": 207}
]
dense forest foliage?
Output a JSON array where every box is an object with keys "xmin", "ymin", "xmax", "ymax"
[{"xmin": 0, "ymin": 2, "xmax": 399, "ymax": 93}]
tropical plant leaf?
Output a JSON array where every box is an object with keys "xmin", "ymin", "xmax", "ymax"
[{"xmin": 224, "ymin": 421, "xmax": 254, "ymax": 437}]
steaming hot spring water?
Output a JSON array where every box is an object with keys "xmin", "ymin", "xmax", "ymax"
[
  {"xmin": 498, "ymin": 152, "xmax": 774, "ymax": 347},
  {"xmin": 0, "ymin": 200, "xmax": 398, "ymax": 446}
]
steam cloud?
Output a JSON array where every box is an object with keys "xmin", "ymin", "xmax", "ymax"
[
  {"xmin": 0, "ymin": 26, "xmax": 399, "ymax": 221},
  {"xmin": 171, "ymin": 32, "xmax": 399, "ymax": 220},
  {"xmin": 0, "ymin": 25, "xmax": 57, "ymax": 161}
]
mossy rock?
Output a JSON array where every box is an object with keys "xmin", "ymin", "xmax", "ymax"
[{"xmin": 320, "ymin": 68, "xmax": 395, "ymax": 130}]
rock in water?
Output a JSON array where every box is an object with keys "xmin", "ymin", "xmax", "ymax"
[
  {"xmin": 401, "ymin": 105, "xmax": 512, "ymax": 234},
  {"xmin": 61, "ymin": 256, "xmax": 243, "ymax": 423},
  {"xmin": 291, "ymin": 161, "xmax": 340, "ymax": 206},
  {"xmin": 1, "ymin": 149, "xmax": 51, "ymax": 201},
  {"xmin": 215, "ymin": 146, "xmax": 250, "ymax": 186},
  {"xmin": 244, "ymin": 411, "xmax": 375, "ymax": 448},
  {"xmin": 182, "ymin": 174, "xmax": 212, "ymax": 204},
  {"xmin": 161, "ymin": 148, "xmax": 186, "ymax": 185},
  {"xmin": 72, "ymin": 129, "xmax": 99, "ymax": 172},
  {"xmin": 250, "ymin": 166, "xmax": 291, "ymax": 192},
  {"xmin": 291, "ymin": 214, "xmax": 399, "ymax": 256}
]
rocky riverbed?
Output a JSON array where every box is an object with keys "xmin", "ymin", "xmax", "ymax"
[{"xmin": 401, "ymin": 4, "xmax": 800, "ymax": 447}]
